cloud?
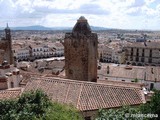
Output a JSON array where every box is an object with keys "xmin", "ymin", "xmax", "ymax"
[
  {"xmin": 77, "ymin": 3, "xmax": 110, "ymax": 15},
  {"xmin": 0, "ymin": 0, "xmax": 160, "ymax": 30},
  {"xmin": 0, "ymin": 0, "xmax": 17, "ymax": 18}
]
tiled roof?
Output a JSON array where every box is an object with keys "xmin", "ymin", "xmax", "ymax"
[
  {"xmin": 106, "ymin": 65, "xmax": 145, "ymax": 79},
  {"xmin": 0, "ymin": 88, "xmax": 22, "ymax": 99},
  {"xmin": 124, "ymin": 41, "xmax": 160, "ymax": 49},
  {"xmin": 98, "ymin": 63, "xmax": 160, "ymax": 82},
  {"xmin": 52, "ymin": 42, "xmax": 64, "ymax": 49},
  {"xmin": 24, "ymin": 77, "xmax": 145, "ymax": 111},
  {"xmin": 97, "ymin": 79, "xmax": 144, "ymax": 89}
]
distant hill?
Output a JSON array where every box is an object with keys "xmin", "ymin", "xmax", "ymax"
[
  {"xmin": 90, "ymin": 26, "xmax": 110, "ymax": 30},
  {"xmin": 0, "ymin": 25, "xmax": 110, "ymax": 31}
]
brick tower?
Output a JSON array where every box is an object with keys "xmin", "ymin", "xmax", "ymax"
[{"xmin": 64, "ymin": 16, "xmax": 98, "ymax": 82}]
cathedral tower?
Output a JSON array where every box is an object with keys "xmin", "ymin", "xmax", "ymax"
[
  {"xmin": 4, "ymin": 24, "xmax": 13, "ymax": 64},
  {"xmin": 64, "ymin": 16, "xmax": 98, "ymax": 82}
]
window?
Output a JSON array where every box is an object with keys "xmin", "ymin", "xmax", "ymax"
[
  {"xmin": 131, "ymin": 48, "xmax": 133, "ymax": 56},
  {"xmin": 150, "ymin": 83, "xmax": 154, "ymax": 90},
  {"xmin": 142, "ymin": 49, "xmax": 145, "ymax": 56},
  {"xmin": 148, "ymin": 58, "xmax": 152, "ymax": 63},
  {"xmin": 149, "ymin": 49, "xmax": 152, "ymax": 57},
  {"xmin": 141, "ymin": 57, "xmax": 144, "ymax": 62},
  {"xmin": 136, "ymin": 48, "xmax": 139, "ymax": 56}
]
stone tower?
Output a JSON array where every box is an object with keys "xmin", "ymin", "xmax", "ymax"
[
  {"xmin": 64, "ymin": 16, "xmax": 98, "ymax": 82},
  {"xmin": 0, "ymin": 24, "xmax": 13, "ymax": 64}
]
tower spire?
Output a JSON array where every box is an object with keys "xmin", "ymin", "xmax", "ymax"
[{"xmin": 6, "ymin": 23, "xmax": 10, "ymax": 30}]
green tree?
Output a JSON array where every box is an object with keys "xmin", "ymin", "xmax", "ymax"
[
  {"xmin": 0, "ymin": 90, "xmax": 82, "ymax": 120},
  {"xmin": 140, "ymin": 90, "xmax": 160, "ymax": 120},
  {"xmin": 96, "ymin": 106, "xmax": 145, "ymax": 120},
  {"xmin": 96, "ymin": 90, "xmax": 160, "ymax": 120},
  {"xmin": 134, "ymin": 78, "xmax": 139, "ymax": 82},
  {"xmin": 45, "ymin": 102, "xmax": 82, "ymax": 120}
]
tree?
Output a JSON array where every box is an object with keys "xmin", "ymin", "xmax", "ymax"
[
  {"xmin": 140, "ymin": 90, "xmax": 160, "ymax": 120},
  {"xmin": 134, "ymin": 78, "xmax": 139, "ymax": 83},
  {"xmin": 0, "ymin": 90, "xmax": 51, "ymax": 120},
  {"xmin": 0, "ymin": 90, "xmax": 82, "ymax": 120},
  {"xmin": 96, "ymin": 106, "xmax": 144, "ymax": 120},
  {"xmin": 45, "ymin": 102, "xmax": 82, "ymax": 120},
  {"xmin": 96, "ymin": 90, "xmax": 160, "ymax": 120}
]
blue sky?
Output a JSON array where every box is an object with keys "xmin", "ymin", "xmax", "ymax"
[{"xmin": 0, "ymin": 0, "xmax": 160, "ymax": 30}]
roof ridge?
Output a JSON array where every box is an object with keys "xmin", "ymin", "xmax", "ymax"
[{"xmin": 30, "ymin": 77, "xmax": 142, "ymax": 89}]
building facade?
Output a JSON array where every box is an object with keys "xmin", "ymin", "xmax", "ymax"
[
  {"xmin": 13, "ymin": 45, "xmax": 55, "ymax": 61},
  {"xmin": 0, "ymin": 24, "xmax": 13, "ymax": 64},
  {"xmin": 124, "ymin": 42, "xmax": 160, "ymax": 66},
  {"xmin": 64, "ymin": 16, "xmax": 98, "ymax": 82}
]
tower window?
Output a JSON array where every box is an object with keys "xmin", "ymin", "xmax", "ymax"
[{"xmin": 93, "ymin": 41, "xmax": 96, "ymax": 47}]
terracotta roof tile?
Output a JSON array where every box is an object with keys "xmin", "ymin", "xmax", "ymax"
[
  {"xmin": 24, "ymin": 77, "xmax": 145, "ymax": 111},
  {"xmin": 124, "ymin": 41, "xmax": 160, "ymax": 49},
  {"xmin": 98, "ymin": 63, "xmax": 160, "ymax": 82},
  {"xmin": 0, "ymin": 89, "xmax": 22, "ymax": 99},
  {"xmin": 97, "ymin": 79, "xmax": 143, "ymax": 89}
]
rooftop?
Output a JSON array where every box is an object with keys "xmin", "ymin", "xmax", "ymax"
[
  {"xmin": 98, "ymin": 63, "xmax": 160, "ymax": 82},
  {"xmin": 124, "ymin": 41, "xmax": 160, "ymax": 49},
  {"xmin": 24, "ymin": 77, "xmax": 145, "ymax": 111},
  {"xmin": 0, "ymin": 88, "xmax": 22, "ymax": 99}
]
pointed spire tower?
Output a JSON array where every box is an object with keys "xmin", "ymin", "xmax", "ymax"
[{"xmin": 64, "ymin": 16, "xmax": 98, "ymax": 82}]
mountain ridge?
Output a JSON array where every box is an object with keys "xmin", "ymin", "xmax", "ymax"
[{"xmin": 0, "ymin": 25, "xmax": 110, "ymax": 31}]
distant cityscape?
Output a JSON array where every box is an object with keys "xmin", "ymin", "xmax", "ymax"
[{"xmin": 0, "ymin": 16, "xmax": 160, "ymax": 120}]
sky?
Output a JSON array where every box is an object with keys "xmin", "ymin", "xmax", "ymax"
[{"xmin": 0, "ymin": 0, "xmax": 160, "ymax": 30}]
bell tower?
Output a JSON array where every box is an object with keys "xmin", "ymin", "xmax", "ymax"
[
  {"xmin": 4, "ymin": 23, "xmax": 13, "ymax": 64},
  {"xmin": 64, "ymin": 16, "xmax": 98, "ymax": 82},
  {"xmin": 5, "ymin": 23, "xmax": 11, "ymax": 40}
]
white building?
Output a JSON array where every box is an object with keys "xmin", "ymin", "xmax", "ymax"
[
  {"xmin": 31, "ymin": 45, "xmax": 54, "ymax": 59},
  {"xmin": 13, "ymin": 44, "xmax": 55, "ymax": 61},
  {"xmin": 14, "ymin": 47, "xmax": 30, "ymax": 61},
  {"xmin": 52, "ymin": 42, "xmax": 64, "ymax": 57}
]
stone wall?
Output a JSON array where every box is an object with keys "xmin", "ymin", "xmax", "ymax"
[
  {"xmin": 0, "ymin": 39, "xmax": 13, "ymax": 65},
  {"xmin": 64, "ymin": 16, "xmax": 98, "ymax": 82}
]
